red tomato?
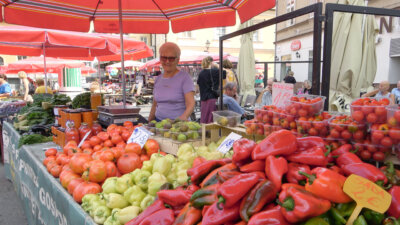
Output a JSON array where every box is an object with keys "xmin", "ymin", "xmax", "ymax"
[
  {"xmin": 73, "ymin": 182, "xmax": 101, "ymax": 203},
  {"xmin": 366, "ymin": 113, "xmax": 378, "ymax": 123},
  {"xmin": 330, "ymin": 129, "xmax": 341, "ymax": 139},
  {"xmin": 104, "ymin": 161, "xmax": 118, "ymax": 177},
  {"xmin": 103, "ymin": 139, "xmax": 114, "ymax": 148},
  {"xmin": 360, "ymin": 150, "xmax": 371, "ymax": 161},
  {"xmin": 375, "ymin": 106, "xmax": 386, "ymax": 117},
  {"xmin": 389, "ymin": 128, "xmax": 400, "ymax": 140},
  {"xmin": 380, "ymin": 137, "xmax": 393, "ymax": 148},
  {"xmin": 65, "ymin": 140, "xmax": 78, "ymax": 147},
  {"xmin": 395, "ymin": 111, "xmax": 400, "ymax": 122},
  {"xmin": 123, "ymin": 121, "xmax": 134, "ymax": 128},
  {"xmin": 43, "ymin": 156, "xmax": 56, "ymax": 167},
  {"xmin": 69, "ymin": 153, "xmax": 92, "ymax": 174},
  {"xmin": 117, "ymin": 153, "xmax": 142, "ymax": 174},
  {"xmin": 66, "ymin": 146, "xmax": 82, "ymax": 156},
  {"xmin": 144, "ymin": 139, "xmax": 160, "ymax": 157},
  {"xmin": 111, "ymin": 134, "xmax": 123, "ymax": 145},
  {"xmin": 67, "ymin": 178, "xmax": 85, "ymax": 194},
  {"xmin": 341, "ymin": 130, "xmax": 352, "ymax": 140},
  {"xmin": 99, "ymin": 150, "xmax": 115, "ymax": 162},
  {"xmin": 88, "ymin": 160, "xmax": 107, "ymax": 183},
  {"xmin": 56, "ymin": 154, "xmax": 70, "ymax": 165},
  {"xmin": 116, "ymin": 142, "xmax": 126, "ymax": 150},
  {"xmin": 125, "ymin": 143, "xmax": 142, "ymax": 155},
  {"xmin": 97, "ymin": 132, "xmax": 110, "ymax": 142},
  {"xmin": 372, "ymin": 151, "xmax": 385, "ymax": 162},
  {"xmin": 89, "ymin": 136, "xmax": 102, "ymax": 147},
  {"xmin": 371, "ymin": 130, "xmax": 384, "ymax": 141},
  {"xmin": 140, "ymin": 154, "xmax": 150, "ymax": 162},
  {"xmin": 351, "ymin": 111, "xmax": 364, "ymax": 122},
  {"xmin": 45, "ymin": 148, "xmax": 58, "ymax": 157},
  {"xmin": 50, "ymin": 164, "xmax": 62, "ymax": 178},
  {"xmin": 308, "ymin": 128, "xmax": 318, "ymax": 136},
  {"xmin": 81, "ymin": 141, "xmax": 92, "ymax": 149},
  {"xmin": 110, "ymin": 147, "xmax": 124, "ymax": 159},
  {"xmin": 82, "ymin": 148, "xmax": 93, "ymax": 155},
  {"xmin": 93, "ymin": 145, "xmax": 103, "ymax": 152},
  {"xmin": 353, "ymin": 130, "xmax": 364, "ymax": 140},
  {"xmin": 59, "ymin": 170, "xmax": 80, "ymax": 189},
  {"xmin": 107, "ymin": 124, "xmax": 118, "ymax": 133}
]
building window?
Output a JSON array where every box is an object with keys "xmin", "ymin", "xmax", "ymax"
[
  {"xmin": 286, "ymin": 0, "xmax": 295, "ymax": 26},
  {"xmin": 253, "ymin": 30, "xmax": 260, "ymax": 42},
  {"xmin": 180, "ymin": 31, "xmax": 192, "ymax": 38},
  {"xmin": 140, "ymin": 36, "xmax": 148, "ymax": 45},
  {"xmin": 17, "ymin": 56, "xmax": 27, "ymax": 60},
  {"xmin": 0, "ymin": 57, "xmax": 3, "ymax": 66},
  {"xmin": 214, "ymin": 27, "xmax": 226, "ymax": 39}
]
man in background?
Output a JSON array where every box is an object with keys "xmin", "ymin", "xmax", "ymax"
[
  {"xmin": 255, "ymin": 78, "xmax": 277, "ymax": 106},
  {"xmin": 222, "ymin": 82, "xmax": 245, "ymax": 116},
  {"xmin": 0, "ymin": 74, "xmax": 12, "ymax": 97},
  {"xmin": 34, "ymin": 78, "xmax": 53, "ymax": 94}
]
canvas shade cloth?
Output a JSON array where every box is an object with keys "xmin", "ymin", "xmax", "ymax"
[
  {"xmin": 329, "ymin": 0, "xmax": 378, "ymax": 112},
  {"xmin": 0, "ymin": 0, "xmax": 276, "ymax": 34},
  {"xmin": 237, "ymin": 21, "xmax": 256, "ymax": 103},
  {"xmin": 106, "ymin": 61, "xmax": 144, "ymax": 70}
]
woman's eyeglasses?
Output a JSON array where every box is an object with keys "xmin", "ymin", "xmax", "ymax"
[{"xmin": 160, "ymin": 56, "xmax": 177, "ymax": 62}]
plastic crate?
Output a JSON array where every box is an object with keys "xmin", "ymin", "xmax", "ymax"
[
  {"xmin": 244, "ymin": 121, "xmax": 265, "ymax": 135},
  {"xmin": 370, "ymin": 126, "xmax": 400, "ymax": 147},
  {"xmin": 296, "ymin": 118, "xmax": 329, "ymax": 137},
  {"xmin": 352, "ymin": 141, "xmax": 390, "ymax": 162},
  {"xmin": 387, "ymin": 105, "xmax": 400, "ymax": 127},
  {"xmin": 263, "ymin": 124, "xmax": 283, "ymax": 136},
  {"xmin": 350, "ymin": 97, "xmax": 391, "ymax": 124},
  {"xmin": 328, "ymin": 115, "xmax": 366, "ymax": 141},
  {"xmin": 272, "ymin": 110, "xmax": 296, "ymax": 130},
  {"xmin": 212, "ymin": 110, "xmax": 241, "ymax": 127},
  {"xmin": 285, "ymin": 94, "xmax": 326, "ymax": 117},
  {"xmin": 254, "ymin": 105, "xmax": 277, "ymax": 124}
]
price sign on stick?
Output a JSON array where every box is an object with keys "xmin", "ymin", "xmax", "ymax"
[
  {"xmin": 343, "ymin": 174, "xmax": 392, "ymax": 225},
  {"xmin": 78, "ymin": 131, "xmax": 92, "ymax": 148},
  {"xmin": 217, "ymin": 132, "xmax": 242, "ymax": 154},
  {"xmin": 127, "ymin": 127, "xmax": 152, "ymax": 148},
  {"xmin": 272, "ymin": 82, "xmax": 294, "ymax": 107}
]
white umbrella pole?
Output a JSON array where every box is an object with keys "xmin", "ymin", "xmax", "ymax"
[
  {"xmin": 97, "ymin": 59, "xmax": 101, "ymax": 90},
  {"xmin": 118, "ymin": 0, "xmax": 126, "ymax": 107},
  {"xmin": 43, "ymin": 44, "xmax": 48, "ymax": 94}
]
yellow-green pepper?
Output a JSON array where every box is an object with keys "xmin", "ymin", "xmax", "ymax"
[
  {"xmin": 104, "ymin": 193, "xmax": 128, "ymax": 209},
  {"xmin": 123, "ymin": 185, "xmax": 146, "ymax": 206}
]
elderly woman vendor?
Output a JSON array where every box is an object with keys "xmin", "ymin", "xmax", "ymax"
[{"xmin": 148, "ymin": 42, "xmax": 195, "ymax": 121}]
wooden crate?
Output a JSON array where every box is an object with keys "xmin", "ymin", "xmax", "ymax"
[
  {"xmin": 201, "ymin": 123, "xmax": 265, "ymax": 145},
  {"xmin": 151, "ymin": 135, "xmax": 209, "ymax": 156}
]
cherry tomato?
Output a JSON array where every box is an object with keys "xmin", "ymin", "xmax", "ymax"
[{"xmin": 372, "ymin": 151, "xmax": 385, "ymax": 162}]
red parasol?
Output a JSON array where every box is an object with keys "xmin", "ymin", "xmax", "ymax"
[{"xmin": 1, "ymin": 0, "xmax": 276, "ymax": 33}]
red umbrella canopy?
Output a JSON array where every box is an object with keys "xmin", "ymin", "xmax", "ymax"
[
  {"xmin": 6, "ymin": 57, "xmax": 85, "ymax": 72},
  {"xmin": 0, "ymin": 0, "xmax": 276, "ymax": 33},
  {"xmin": 0, "ymin": 25, "xmax": 152, "ymax": 58}
]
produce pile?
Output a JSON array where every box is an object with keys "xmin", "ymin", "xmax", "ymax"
[
  {"xmin": 248, "ymin": 96, "xmax": 400, "ymax": 163},
  {"xmin": 42, "ymin": 122, "xmax": 231, "ymax": 224},
  {"xmin": 146, "ymin": 119, "xmax": 202, "ymax": 142},
  {"xmin": 13, "ymin": 94, "xmax": 71, "ymax": 146},
  {"xmin": 124, "ymin": 130, "xmax": 400, "ymax": 225}
]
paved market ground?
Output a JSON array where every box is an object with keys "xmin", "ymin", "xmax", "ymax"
[{"xmin": 0, "ymin": 163, "xmax": 28, "ymax": 225}]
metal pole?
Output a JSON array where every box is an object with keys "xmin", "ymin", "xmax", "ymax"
[
  {"xmin": 43, "ymin": 44, "xmax": 48, "ymax": 94},
  {"xmin": 312, "ymin": 3, "xmax": 323, "ymax": 95},
  {"xmin": 97, "ymin": 59, "xmax": 101, "ymax": 90},
  {"xmin": 118, "ymin": 0, "xmax": 126, "ymax": 107},
  {"xmin": 219, "ymin": 38, "xmax": 223, "ymax": 110}
]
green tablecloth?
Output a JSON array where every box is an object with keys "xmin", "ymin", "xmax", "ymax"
[{"xmin": 3, "ymin": 121, "xmax": 96, "ymax": 225}]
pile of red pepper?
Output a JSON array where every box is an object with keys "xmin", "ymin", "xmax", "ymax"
[{"xmin": 126, "ymin": 130, "xmax": 400, "ymax": 225}]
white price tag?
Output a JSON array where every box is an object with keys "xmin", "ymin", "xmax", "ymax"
[
  {"xmin": 78, "ymin": 131, "xmax": 92, "ymax": 148},
  {"xmin": 127, "ymin": 127, "xmax": 152, "ymax": 148},
  {"xmin": 217, "ymin": 132, "xmax": 242, "ymax": 154}
]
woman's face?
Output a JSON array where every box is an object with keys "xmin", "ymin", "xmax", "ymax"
[{"xmin": 160, "ymin": 47, "xmax": 179, "ymax": 73}]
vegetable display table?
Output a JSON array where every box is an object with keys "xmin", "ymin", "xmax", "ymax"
[{"xmin": 2, "ymin": 121, "xmax": 95, "ymax": 225}]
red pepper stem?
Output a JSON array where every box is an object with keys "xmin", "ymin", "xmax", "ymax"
[
  {"xmin": 298, "ymin": 171, "xmax": 316, "ymax": 185},
  {"xmin": 217, "ymin": 196, "xmax": 225, "ymax": 210},
  {"xmin": 281, "ymin": 197, "xmax": 295, "ymax": 211}
]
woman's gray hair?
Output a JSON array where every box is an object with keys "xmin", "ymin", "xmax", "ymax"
[{"xmin": 303, "ymin": 80, "xmax": 311, "ymax": 86}]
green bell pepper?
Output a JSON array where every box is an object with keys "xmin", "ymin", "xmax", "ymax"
[
  {"xmin": 147, "ymin": 172, "xmax": 167, "ymax": 196},
  {"xmin": 141, "ymin": 160, "xmax": 153, "ymax": 173},
  {"xmin": 115, "ymin": 206, "xmax": 140, "ymax": 224},
  {"xmin": 336, "ymin": 202, "xmax": 356, "ymax": 218},
  {"xmin": 81, "ymin": 194, "xmax": 100, "ymax": 212},
  {"xmin": 123, "ymin": 185, "xmax": 146, "ymax": 206},
  {"xmin": 354, "ymin": 215, "xmax": 368, "ymax": 225},
  {"xmin": 140, "ymin": 195, "xmax": 155, "ymax": 210},
  {"xmin": 104, "ymin": 193, "xmax": 129, "ymax": 209},
  {"xmin": 177, "ymin": 143, "xmax": 195, "ymax": 158},
  {"xmin": 329, "ymin": 208, "xmax": 346, "ymax": 225},
  {"xmin": 134, "ymin": 170, "xmax": 151, "ymax": 191},
  {"xmin": 102, "ymin": 177, "xmax": 118, "ymax": 194},
  {"xmin": 152, "ymin": 157, "xmax": 172, "ymax": 176},
  {"xmin": 304, "ymin": 217, "xmax": 330, "ymax": 225},
  {"xmin": 176, "ymin": 169, "xmax": 189, "ymax": 186},
  {"xmin": 89, "ymin": 199, "xmax": 107, "ymax": 218},
  {"xmin": 115, "ymin": 174, "xmax": 133, "ymax": 194},
  {"xmin": 93, "ymin": 205, "xmax": 111, "ymax": 224},
  {"xmin": 363, "ymin": 209, "xmax": 384, "ymax": 225},
  {"xmin": 103, "ymin": 210, "xmax": 121, "ymax": 225},
  {"xmin": 167, "ymin": 164, "xmax": 178, "ymax": 183}
]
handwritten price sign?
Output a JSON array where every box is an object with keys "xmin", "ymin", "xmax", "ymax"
[
  {"xmin": 272, "ymin": 82, "xmax": 294, "ymax": 107},
  {"xmin": 217, "ymin": 132, "xmax": 242, "ymax": 154},
  {"xmin": 127, "ymin": 127, "xmax": 152, "ymax": 148},
  {"xmin": 343, "ymin": 174, "xmax": 392, "ymax": 225}
]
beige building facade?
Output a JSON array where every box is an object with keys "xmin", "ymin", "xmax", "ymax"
[{"xmin": 275, "ymin": 0, "xmax": 400, "ymax": 84}]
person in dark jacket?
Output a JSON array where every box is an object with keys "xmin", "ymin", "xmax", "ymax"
[
  {"xmin": 197, "ymin": 56, "xmax": 226, "ymax": 123},
  {"xmin": 283, "ymin": 70, "xmax": 296, "ymax": 84}
]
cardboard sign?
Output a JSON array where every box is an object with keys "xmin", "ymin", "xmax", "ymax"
[
  {"xmin": 272, "ymin": 82, "xmax": 294, "ymax": 107},
  {"xmin": 217, "ymin": 132, "xmax": 242, "ymax": 154},
  {"xmin": 127, "ymin": 127, "xmax": 152, "ymax": 148},
  {"xmin": 343, "ymin": 174, "xmax": 392, "ymax": 225}
]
